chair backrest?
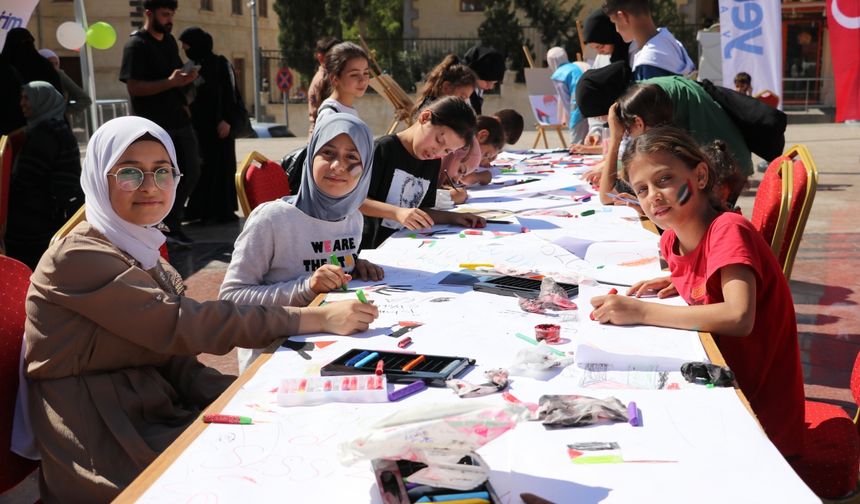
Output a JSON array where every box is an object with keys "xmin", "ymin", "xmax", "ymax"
[
  {"xmin": 750, "ymin": 157, "xmax": 793, "ymax": 258},
  {"xmin": 0, "ymin": 255, "xmax": 38, "ymax": 492},
  {"xmin": 50, "ymin": 205, "xmax": 171, "ymax": 262},
  {"xmin": 780, "ymin": 144, "xmax": 818, "ymax": 280},
  {"xmin": 235, "ymin": 151, "xmax": 291, "ymax": 217},
  {"xmin": 851, "ymin": 352, "xmax": 860, "ymax": 414},
  {"xmin": 755, "ymin": 89, "xmax": 780, "ymax": 109}
]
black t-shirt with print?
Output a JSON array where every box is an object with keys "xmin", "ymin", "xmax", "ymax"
[
  {"xmin": 362, "ymin": 134, "xmax": 440, "ymax": 249},
  {"xmin": 119, "ymin": 30, "xmax": 190, "ymax": 130}
]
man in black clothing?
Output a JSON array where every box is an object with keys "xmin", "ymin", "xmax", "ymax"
[{"xmin": 119, "ymin": 0, "xmax": 200, "ymax": 247}]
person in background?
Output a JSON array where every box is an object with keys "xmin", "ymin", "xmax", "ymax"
[
  {"xmin": 178, "ymin": 27, "xmax": 239, "ymax": 224},
  {"xmin": 13, "ymin": 116, "xmax": 378, "ymax": 502},
  {"xmin": 119, "ymin": 0, "xmax": 200, "ymax": 248},
  {"xmin": 414, "ymin": 54, "xmax": 478, "ymax": 113},
  {"xmin": 314, "ymin": 42, "xmax": 371, "ymax": 127},
  {"xmin": 602, "ymin": 0, "xmax": 695, "ymax": 80},
  {"xmin": 307, "ymin": 36, "xmax": 341, "ymax": 135},
  {"xmin": 547, "ymin": 46, "xmax": 590, "ymax": 144},
  {"xmin": 734, "ymin": 72, "xmax": 752, "ymax": 96},
  {"xmin": 446, "ymin": 115, "xmax": 506, "ymax": 191},
  {"xmin": 1, "ymin": 28, "xmax": 62, "ymax": 92},
  {"xmin": 463, "ymin": 45, "xmax": 506, "ymax": 114},
  {"xmin": 360, "ymin": 97, "xmax": 485, "ymax": 248},
  {"xmin": 582, "ymin": 8, "xmax": 630, "ymax": 68},
  {"xmin": 5, "ymin": 82, "xmax": 82, "ymax": 270},
  {"xmin": 37, "ymin": 49, "xmax": 93, "ymax": 117},
  {"xmin": 0, "ymin": 57, "xmax": 26, "ymax": 134}
]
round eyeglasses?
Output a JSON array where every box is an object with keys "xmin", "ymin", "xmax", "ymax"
[{"xmin": 107, "ymin": 167, "xmax": 181, "ymax": 192}]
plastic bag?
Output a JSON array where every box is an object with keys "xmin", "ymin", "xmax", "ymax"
[{"xmin": 535, "ymin": 394, "xmax": 628, "ymax": 428}]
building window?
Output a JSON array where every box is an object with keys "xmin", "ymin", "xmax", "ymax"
[
  {"xmin": 232, "ymin": 0, "xmax": 242, "ymax": 15},
  {"xmin": 201, "ymin": 0, "xmax": 212, "ymax": 11},
  {"xmin": 460, "ymin": 0, "xmax": 485, "ymax": 12},
  {"xmin": 259, "ymin": 0, "xmax": 268, "ymax": 18}
]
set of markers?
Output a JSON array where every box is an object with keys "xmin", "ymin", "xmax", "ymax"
[{"xmin": 277, "ymin": 375, "xmax": 389, "ymax": 406}]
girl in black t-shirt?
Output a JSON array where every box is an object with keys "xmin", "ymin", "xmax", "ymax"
[{"xmin": 360, "ymin": 97, "xmax": 486, "ymax": 248}]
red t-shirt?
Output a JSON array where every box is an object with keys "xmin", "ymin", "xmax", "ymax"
[{"xmin": 660, "ymin": 211, "xmax": 804, "ymax": 458}]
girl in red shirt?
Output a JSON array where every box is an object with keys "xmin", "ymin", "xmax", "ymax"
[{"xmin": 590, "ymin": 126, "xmax": 804, "ymax": 459}]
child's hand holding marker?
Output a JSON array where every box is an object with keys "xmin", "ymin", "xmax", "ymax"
[
  {"xmin": 589, "ymin": 287, "xmax": 648, "ymax": 325},
  {"xmin": 310, "ymin": 264, "xmax": 352, "ymax": 294},
  {"xmin": 316, "ymin": 298, "xmax": 378, "ymax": 335},
  {"xmin": 395, "ymin": 207, "xmax": 435, "ymax": 230},
  {"xmin": 626, "ymin": 276, "xmax": 678, "ymax": 299}
]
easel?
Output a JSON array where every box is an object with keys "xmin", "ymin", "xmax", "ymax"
[
  {"xmin": 359, "ymin": 36, "xmax": 416, "ymax": 134},
  {"xmin": 523, "ymin": 47, "xmax": 568, "ymax": 149}
]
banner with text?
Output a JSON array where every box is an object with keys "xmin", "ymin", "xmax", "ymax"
[
  {"xmin": 719, "ymin": 0, "xmax": 782, "ymax": 108},
  {"xmin": 828, "ymin": 0, "xmax": 860, "ymax": 122},
  {"xmin": 0, "ymin": 0, "xmax": 39, "ymax": 50}
]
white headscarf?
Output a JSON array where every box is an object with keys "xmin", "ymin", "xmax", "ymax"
[
  {"xmin": 547, "ymin": 46, "xmax": 570, "ymax": 71},
  {"xmin": 81, "ymin": 116, "xmax": 178, "ymax": 270}
]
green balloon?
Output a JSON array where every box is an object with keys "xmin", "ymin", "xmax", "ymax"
[{"xmin": 86, "ymin": 22, "xmax": 116, "ymax": 50}]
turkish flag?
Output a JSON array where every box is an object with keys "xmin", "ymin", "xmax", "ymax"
[{"xmin": 828, "ymin": 0, "xmax": 860, "ymax": 121}]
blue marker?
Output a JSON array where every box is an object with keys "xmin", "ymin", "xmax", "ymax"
[
  {"xmin": 344, "ymin": 350, "xmax": 370, "ymax": 367},
  {"xmin": 353, "ymin": 351, "xmax": 379, "ymax": 368},
  {"xmin": 607, "ymin": 192, "xmax": 641, "ymax": 206},
  {"xmin": 416, "ymin": 491, "xmax": 491, "ymax": 502}
]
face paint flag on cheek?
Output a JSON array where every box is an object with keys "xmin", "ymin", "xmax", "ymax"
[{"xmin": 678, "ymin": 180, "xmax": 693, "ymax": 206}]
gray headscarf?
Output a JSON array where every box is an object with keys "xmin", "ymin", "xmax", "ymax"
[
  {"xmin": 22, "ymin": 80, "xmax": 65, "ymax": 129},
  {"xmin": 293, "ymin": 112, "xmax": 374, "ymax": 222}
]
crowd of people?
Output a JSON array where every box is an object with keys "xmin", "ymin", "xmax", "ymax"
[{"xmin": 3, "ymin": 0, "xmax": 805, "ymax": 502}]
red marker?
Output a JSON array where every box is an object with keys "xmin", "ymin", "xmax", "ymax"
[
  {"xmin": 398, "ymin": 336, "xmax": 413, "ymax": 348},
  {"xmin": 591, "ymin": 288, "xmax": 619, "ymax": 320},
  {"xmin": 203, "ymin": 414, "xmax": 253, "ymax": 425},
  {"xmin": 375, "ymin": 359, "xmax": 385, "ymax": 375},
  {"xmin": 464, "ymin": 229, "xmax": 483, "ymax": 236}
]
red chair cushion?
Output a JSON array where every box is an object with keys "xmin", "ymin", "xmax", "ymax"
[
  {"xmin": 244, "ymin": 160, "xmax": 291, "ymax": 212},
  {"xmin": 750, "ymin": 155, "xmax": 790, "ymax": 247},
  {"xmin": 0, "ymin": 256, "xmax": 38, "ymax": 492},
  {"xmin": 791, "ymin": 400, "xmax": 860, "ymax": 498}
]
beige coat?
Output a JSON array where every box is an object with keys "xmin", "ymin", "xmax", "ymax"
[{"xmin": 24, "ymin": 222, "xmax": 300, "ymax": 503}]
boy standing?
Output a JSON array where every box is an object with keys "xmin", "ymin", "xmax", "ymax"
[{"xmin": 602, "ymin": 0, "xmax": 695, "ymax": 81}]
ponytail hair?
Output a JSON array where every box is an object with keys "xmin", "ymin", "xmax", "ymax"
[
  {"xmin": 621, "ymin": 126, "xmax": 724, "ymax": 210},
  {"xmin": 615, "ymin": 83, "xmax": 674, "ymax": 131},
  {"xmin": 324, "ymin": 42, "xmax": 369, "ymax": 85},
  {"xmin": 417, "ymin": 54, "xmax": 478, "ymax": 108},
  {"xmin": 704, "ymin": 140, "xmax": 747, "ymax": 209},
  {"xmin": 420, "ymin": 96, "xmax": 477, "ymax": 145}
]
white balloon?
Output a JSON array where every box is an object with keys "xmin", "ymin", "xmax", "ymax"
[{"xmin": 56, "ymin": 22, "xmax": 86, "ymax": 50}]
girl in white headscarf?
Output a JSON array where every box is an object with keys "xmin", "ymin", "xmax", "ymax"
[
  {"xmin": 220, "ymin": 112, "xmax": 384, "ymax": 372},
  {"xmin": 16, "ymin": 116, "xmax": 378, "ymax": 503}
]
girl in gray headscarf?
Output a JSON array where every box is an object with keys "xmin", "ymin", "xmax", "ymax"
[
  {"xmin": 220, "ymin": 112, "xmax": 384, "ymax": 372},
  {"xmin": 5, "ymin": 81, "xmax": 82, "ymax": 268}
]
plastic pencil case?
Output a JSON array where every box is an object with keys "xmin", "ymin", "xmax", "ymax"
[
  {"xmin": 321, "ymin": 348, "xmax": 475, "ymax": 387},
  {"xmin": 277, "ymin": 374, "xmax": 388, "ymax": 406}
]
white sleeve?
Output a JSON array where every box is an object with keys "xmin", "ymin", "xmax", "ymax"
[{"xmin": 219, "ymin": 210, "xmax": 317, "ymax": 307}]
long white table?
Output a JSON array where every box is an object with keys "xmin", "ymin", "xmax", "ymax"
[{"xmin": 117, "ymin": 153, "xmax": 818, "ymax": 503}]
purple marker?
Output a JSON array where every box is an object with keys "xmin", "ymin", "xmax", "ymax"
[
  {"xmin": 387, "ymin": 380, "xmax": 427, "ymax": 401},
  {"xmin": 627, "ymin": 401, "xmax": 641, "ymax": 426}
]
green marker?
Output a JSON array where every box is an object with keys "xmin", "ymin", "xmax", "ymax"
[
  {"xmin": 330, "ymin": 253, "xmax": 347, "ymax": 291},
  {"xmin": 515, "ymin": 332, "xmax": 566, "ymax": 356},
  {"xmin": 356, "ymin": 289, "xmax": 368, "ymax": 304},
  {"xmin": 580, "ymin": 209, "xmax": 596, "ymax": 217}
]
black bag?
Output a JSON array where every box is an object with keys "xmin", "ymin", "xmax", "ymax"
[
  {"xmin": 280, "ymin": 146, "xmax": 307, "ymax": 195},
  {"xmin": 223, "ymin": 56, "xmax": 254, "ymax": 139},
  {"xmin": 698, "ymin": 79, "xmax": 787, "ymax": 161},
  {"xmin": 279, "ymin": 103, "xmax": 339, "ymax": 193}
]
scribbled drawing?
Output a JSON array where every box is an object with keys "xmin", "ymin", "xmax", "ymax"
[
  {"xmin": 430, "ymin": 297, "xmax": 453, "ymax": 303},
  {"xmin": 579, "ymin": 363, "xmax": 609, "ymax": 387},
  {"xmin": 600, "ymin": 250, "xmax": 659, "ymax": 268},
  {"xmin": 618, "ymin": 256, "xmax": 659, "ymax": 267}
]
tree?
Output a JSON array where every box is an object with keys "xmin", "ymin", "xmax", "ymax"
[
  {"xmin": 477, "ymin": 0, "xmax": 530, "ymax": 77},
  {"xmin": 273, "ymin": 0, "xmax": 343, "ymax": 80},
  {"xmin": 516, "ymin": 0, "xmax": 584, "ymax": 64}
]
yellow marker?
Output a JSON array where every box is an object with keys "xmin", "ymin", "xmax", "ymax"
[{"xmin": 459, "ymin": 263, "xmax": 494, "ymax": 270}]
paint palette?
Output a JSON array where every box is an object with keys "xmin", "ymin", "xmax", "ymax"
[
  {"xmin": 472, "ymin": 275, "xmax": 579, "ymax": 299},
  {"xmin": 321, "ymin": 349, "xmax": 475, "ymax": 386}
]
